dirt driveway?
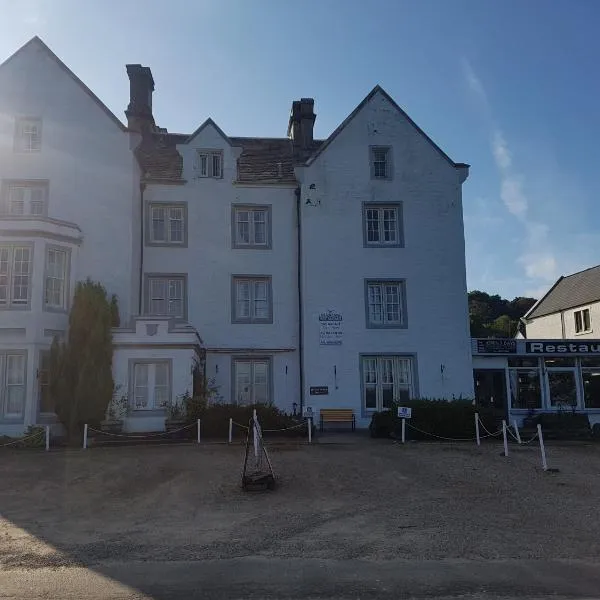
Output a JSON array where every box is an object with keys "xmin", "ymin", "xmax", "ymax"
[{"xmin": 2, "ymin": 437, "xmax": 600, "ymax": 598}]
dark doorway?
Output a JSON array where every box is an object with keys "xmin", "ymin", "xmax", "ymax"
[{"xmin": 473, "ymin": 369, "xmax": 508, "ymax": 418}]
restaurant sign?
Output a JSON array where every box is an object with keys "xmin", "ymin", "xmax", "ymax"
[{"xmin": 527, "ymin": 341, "xmax": 600, "ymax": 354}]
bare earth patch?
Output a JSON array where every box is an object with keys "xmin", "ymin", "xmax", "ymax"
[{"xmin": 1, "ymin": 437, "xmax": 600, "ymax": 571}]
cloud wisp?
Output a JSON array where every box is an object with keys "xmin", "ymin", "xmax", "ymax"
[{"xmin": 462, "ymin": 59, "xmax": 558, "ymax": 290}]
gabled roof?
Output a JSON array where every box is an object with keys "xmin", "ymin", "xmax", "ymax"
[
  {"xmin": 524, "ymin": 264, "xmax": 600, "ymax": 319},
  {"xmin": 184, "ymin": 118, "xmax": 231, "ymax": 145},
  {"xmin": 0, "ymin": 36, "xmax": 126, "ymax": 132},
  {"xmin": 306, "ymin": 84, "xmax": 467, "ymax": 169}
]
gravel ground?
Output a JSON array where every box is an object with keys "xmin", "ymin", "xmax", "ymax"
[{"xmin": 1, "ymin": 436, "xmax": 600, "ymax": 570}]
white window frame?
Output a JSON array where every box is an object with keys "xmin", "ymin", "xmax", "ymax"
[
  {"xmin": 196, "ymin": 150, "xmax": 223, "ymax": 178},
  {"xmin": 232, "ymin": 205, "xmax": 271, "ymax": 249},
  {"xmin": 232, "ymin": 276, "xmax": 273, "ymax": 324},
  {"xmin": 130, "ymin": 360, "xmax": 171, "ymax": 411},
  {"xmin": 0, "ymin": 351, "xmax": 27, "ymax": 420},
  {"xmin": 44, "ymin": 246, "xmax": 69, "ymax": 311},
  {"xmin": 361, "ymin": 355, "xmax": 414, "ymax": 412},
  {"xmin": 363, "ymin": 203, "xmax": 403, "ymax": 247},
  {"xmin": 14, "ymin": 117, "xmax": 42, "ymax": 153},
  {"xmin": 1, "ymin": 181, "xmax": 48, "ymax": 217},
  {"xmin": 145, "ymin": 275, "xmax": 187, "ymax": 319},
  {"xmin": 370, "ymin": 146, "xmax": 391, "ymax": 180},
  {"xmin": 574, "ymin": 308, "xmax": 592, "ymax": 334},
  {"xmin": 147, "ymin": 203, "xmax": 187, "ymax": 246},
  {"xmin": 0, "ymin": 244, "xmax": 32, "ymax": 310},
  {"xmin": 365, "ymin": 280, "xmax": 406, "ymax": 328},
  {"xmin": 232, "ymin": 358, "xmax": 271, "ymax": 405}
]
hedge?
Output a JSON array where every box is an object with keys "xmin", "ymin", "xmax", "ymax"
[
  {"xmin": 369, "ymin": 399, "xmax": 499, "ymax": 440},
  {"xmin": 184, "ymin": 402, "xmax": 310, "ymax": 439}
]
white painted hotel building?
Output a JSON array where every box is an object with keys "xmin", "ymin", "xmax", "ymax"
[{"xmin": 0, "ymin": 37, "xmax": 474, "ymax": 435}]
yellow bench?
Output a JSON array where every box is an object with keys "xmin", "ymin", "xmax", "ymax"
[{"xmin": 320, "ymin": 408, "xmax": 356, "ymax": 432}]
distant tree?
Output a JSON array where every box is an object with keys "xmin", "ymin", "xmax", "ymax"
[
  {"xmin": 468, "ymin": 291, "xmax": 536, "ymax": 338},
  {"xmin": 48, "ymin": 279, "xmax": 114, "ymax": 442}
]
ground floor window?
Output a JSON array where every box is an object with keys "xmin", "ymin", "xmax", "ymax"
[
  {"xmin": 582, "ymin": 357, "xmax": 600, "ymax": 408},
  {"xmin": 508, "ymin": 357, "xmax": 542, "ymax": 409},
  {"xmin": 38, "ymin": 350, "xmax": 53, "ymax": 414},
  {"xmin": 233, "ymin": 358, "xmax": 270, "ymax": 405},
  {"xmin": 362, "ymin": 355, "xmax": 414, "ymax": 411},
  {"xmin": 131, "ymin": 361, "xmax": 170, "ymax": 410},
  {"xmin": 0, "ymin": 352, "xmax": 26, "ymax": 419}
]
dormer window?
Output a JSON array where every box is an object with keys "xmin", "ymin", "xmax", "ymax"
[{"xmin": 197, "ymin": 150, "xmax": 223, "ymax": 178}]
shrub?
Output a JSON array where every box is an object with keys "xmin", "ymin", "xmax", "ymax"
[
  {"xmin": 524, "ymin": 412, "xmax": 590, "ymax": 439},
  {"xmin": 49, "ymin": 279, "xmax": 114, "ymax": 443},
  {"xmin": 369, "ymin": 398, "xmax": 498, "ymax": 441},
  {"xmin": 192, "ymin": 403, "xmax": 309, "ymax": 439}
]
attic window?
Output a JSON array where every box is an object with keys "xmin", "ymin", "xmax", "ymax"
[{"xmin": 197, "ymin": 150, "xmax": 223, "ymax": 178}]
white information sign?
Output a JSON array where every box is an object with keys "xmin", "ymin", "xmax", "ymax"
[
  {"xmin": 319, "ymin": 310, "xmax": 343, "ymax": 345},
  {"xmin": 397, "ymin": 406, "xmax": 412, "ymax": 419}
]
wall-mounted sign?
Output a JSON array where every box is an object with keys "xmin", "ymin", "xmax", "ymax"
[
  {"xmin": 476, "ymin": 339, "xmax": 517, "ymax": 354},
  {"xmin": 319, "ymin": 310, "xmax": 343, "ymax": 345},
  {"xmin": 527, "ymin": 341, "xmax": 600, "ymax": 354},
  {"xmin": 397, "ymin": 406, "xmax": 412, "ymax": 419},
  {"xmin": 310, "ymin": 386, "xmax": 329, "ymax": 395}
]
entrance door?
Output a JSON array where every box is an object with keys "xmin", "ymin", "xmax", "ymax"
[
  {"xmin": 473, "ymin": 369, "xmax": 508, "ymax": 418},
  {"xmin": 547, "ymin": 370, "xmax": 579, "ymax": 409}
]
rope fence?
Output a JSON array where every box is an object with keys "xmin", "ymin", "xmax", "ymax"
[
  {"xmin": 0, "ymin": 428, "xmax": 45, "ymax": 448},
  {"xmin": 87, "ymin": 423, "xmax": 196, "ymax": 439}
]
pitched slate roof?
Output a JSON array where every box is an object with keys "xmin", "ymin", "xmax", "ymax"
[
  {"xmin": 137, "ymin": 132, "xmax": 323, "ymax": 184},
  {"xmin": 525, "ymin": 264, "xmax": 600, "ymax": 319}
]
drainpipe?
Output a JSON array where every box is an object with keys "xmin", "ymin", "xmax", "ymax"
[
  {"xmin": 295, "ymin": 186, "xmax": 305, "ymax": 416},
  {"xmin": 560, "ymin": 310, "xmax": 566, "ymax": 339},
  {"xmin": 138, "ymin": 181, "xmax": 146, "ymax": 315}
]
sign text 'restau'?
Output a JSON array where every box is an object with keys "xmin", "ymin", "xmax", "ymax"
[{"xmin": 527, "ymin": 341, "xmax": 600, "ymax": 354}]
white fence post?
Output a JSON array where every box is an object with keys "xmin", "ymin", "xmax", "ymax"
[
  {"xmin": 45, "ymin": 425, "xmax": 50, "ymax": 452},
  {"xmin": 513, "ymin": 420, "xmax": 522, "ymax": 444},
  {"xmin": 228, "ymin": 418, "xmax": 233, "ymax": 444},
  {"xmin": 308, "ymin": 417, "xmax": 312, "ymax": 444},
  {"xmin": 83, "ymin": 423, "xmax": 88, "ymax": 450},
  {"xmin": 197, "ymin": 419, "xmax": 201, "ymax": 444},
  {"xmin": 537, "ymin": 424, "xmax": 548, "ymax": 471},
  {"xmin": 475, "ymin": 412, "xmax": 481, "ymax": 447},
  {"xmin": 401, "ymin": 418, "xmax": 406, "ymax": 444},
  {"xmin": 502, "ymin": 420, "xmax": 508, "ymax": 457}
]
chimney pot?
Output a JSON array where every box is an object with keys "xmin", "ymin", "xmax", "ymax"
[{"xmin": 125, "ymin": 64, "xmax": 155, "ymax": 133}]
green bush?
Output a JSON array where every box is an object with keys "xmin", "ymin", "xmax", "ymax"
[
  {"xmin": 192, "ymin": 403, "xmax": 309, "ymax": 439},
  {"xmin": 524, "ymin": 412, "xmax": 590, "ymax": 439},
  {"xmin": 369, "ymin": 399, "xmax": 498, "ymax": 441}
]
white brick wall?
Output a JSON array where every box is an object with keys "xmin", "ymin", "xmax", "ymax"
[{"xmin": 297, "ymin": 90, "xmax": 473, "ymax": 426}]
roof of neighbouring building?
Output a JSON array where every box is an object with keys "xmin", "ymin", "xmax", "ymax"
[
  {"xmin": 525, "ymin": 264, "xmax": 600, "ymax": 319},
  {"xmin": 137, "ymin": 131, "xmax": 324, "ymax": 184}
]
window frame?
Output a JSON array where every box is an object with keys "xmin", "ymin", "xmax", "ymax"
[
  {"xmin": 146, "ymin": 202, "xmax": 188, "ymax": 247},
  {"xmin": 369, "ymin": 145, "xmax": 393, "ymax": 180},
  {"xmin": 43, "ymin": 245, "xmax": 71, "ymax": 312},
  {"xmin": 231, "ymin": 204, "xmax": 272, "ymax": 249},
  {"xmin": 231, "ymin": 275, "xmax": 273, "ymax": 324},
  {"xmin": 1, "ymin": 180, "xmax": 49, "ymax": 217},
  {"xmin": 0, "ymin": 243, "xmax": 33, "ymax": 311},
  {"xmin": 0, "ymin": 350, "xmax": 27, "ymax": 422},
  {"xmin": 144, "ymin": 274, "xmax": 188, "ymax": 320},
  {"xmin": 359, "ymin": 354, "xmax": 417, "ymax": 416},
  {"xmin": 128, "ymin": 359, "xmax": 173, "ymax": 413},
  {"xmin": 574, "ymin": 307, "xmax": 592, "ymax": 334},
  {"xmin": 362, "ymin": 202, "xmax": 404, "ymax": 248},
  {"xmin": 231, "ymin": 356, "xmax": 273, "ymax": 406},
  {"xmin": 364, "ymin": 279, "xmax": 407, "ymax": 329},
  {"xmin": 196, "ymin": 150, "xmax": 223, "ymax": 179},
  {"xmin": 14, "ymin": 117, "xmax": 42, "ymax": 153}
]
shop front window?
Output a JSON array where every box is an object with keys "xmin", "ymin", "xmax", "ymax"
[
  {"xmin": 508, "ymin": 357, "xmax": 542, "ymax": 409},
  {"xmin": 547, "ymin": 371, "xmax": 578, "ymax": 408},
  {"xmin": 582, "ymin": 357, "xmax": 600, "ymax": 409}
]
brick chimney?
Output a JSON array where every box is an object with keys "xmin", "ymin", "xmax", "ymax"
[
  {"xmin": 125, "ymin": 64, "xmax": 155, "ymax": 133},
  {"xmin": 287, "ymin": 98, "xmax": 316, "ymax": 153}
]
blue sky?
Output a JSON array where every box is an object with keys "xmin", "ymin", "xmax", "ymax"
[{"xmin": 1, "ymin": 0, "xmax": 599, "ymax": 300}]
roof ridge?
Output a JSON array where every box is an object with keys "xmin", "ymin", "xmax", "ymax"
[{"xmin": 561, "ymin": 263, "xmax": 600, "ymax": 279}]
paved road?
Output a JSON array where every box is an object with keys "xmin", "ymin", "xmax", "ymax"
[{"xmin": 1, "ymin": 558, "xmax": 600, "ymax": 599}]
